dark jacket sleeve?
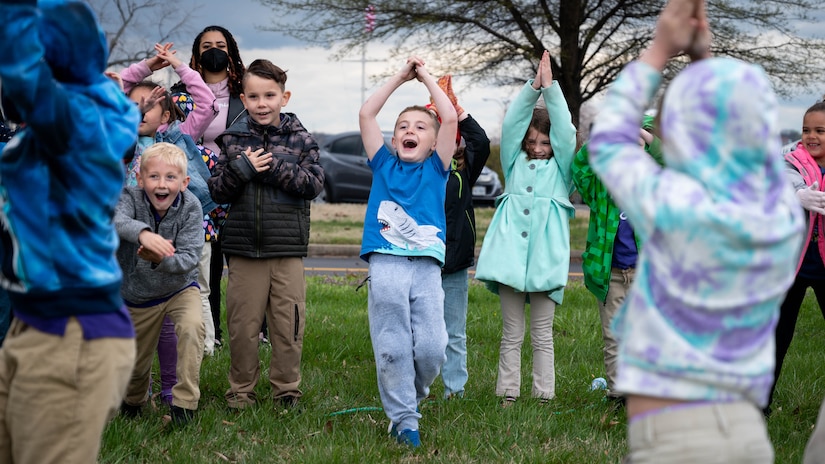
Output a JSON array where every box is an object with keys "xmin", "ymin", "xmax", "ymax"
[
  {"xmin": 459, "ymin": 114, "xmax": 491, "ymax": 185},
  {"xmin": 259, "ymin": 131, "xmax": 325, "ymax": 200},
  {"xmin": 208, "ymin": 133, "xmax": 258, "ymax": 204}
]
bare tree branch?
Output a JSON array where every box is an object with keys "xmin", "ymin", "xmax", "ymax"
[
  {"xmin": 87, "ymin": 0, "xmax": 195, "ymax": 70},
  {"xmin": 256, "ymin": 0, "xmax": 825, "ymax": 126}
]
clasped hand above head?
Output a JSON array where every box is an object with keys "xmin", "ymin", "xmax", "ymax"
[
  {"xmin": 643, "ymin": 0, "xmax": 711, "ymax": 69},
  {"xmin": 532, "ymin": 50, "xmax": 553, "ymax": 90},
  {"xmin": 398, "ymin": 56, "xmax": 432, "ymax": 83},
  {"xmin": 146, "ymin": 42, "xmax": 181, "ymax": 72}
]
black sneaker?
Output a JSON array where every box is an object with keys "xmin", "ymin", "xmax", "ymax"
[
  {"xmin": 120, "ymin": 401, "xmax": 142, "ymax": 418},
  {"xmin": 169, "ymin": 405, "xmax": 195, "ymax": 426}
]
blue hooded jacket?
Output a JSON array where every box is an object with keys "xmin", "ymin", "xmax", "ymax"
[{"xmin": 0, "ymin": 0, "xmax": 140, "ymax": 317}]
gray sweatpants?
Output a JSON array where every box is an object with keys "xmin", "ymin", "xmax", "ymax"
[{"xmin": 367, "ymin": 254, "xmax": 447, "ymax": 433}]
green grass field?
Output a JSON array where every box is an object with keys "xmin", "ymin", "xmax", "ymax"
[{"xmin": 99, "ymin": 277, "xmax": 825, "ymax": 463}]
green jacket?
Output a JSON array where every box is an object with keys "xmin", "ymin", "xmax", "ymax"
[{"xmin": 571, "ymin": 116, "xmax": 662, "ymax": 302}]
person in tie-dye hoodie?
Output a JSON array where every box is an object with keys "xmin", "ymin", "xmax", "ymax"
[{"xmin": 589, "ymin": 0, "xmax": 805, "ymax": 462}]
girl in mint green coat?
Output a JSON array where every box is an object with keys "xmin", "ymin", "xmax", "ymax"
[{"xmin": 475, "ymin": 50, "xmax": 577, "ymax": 405}]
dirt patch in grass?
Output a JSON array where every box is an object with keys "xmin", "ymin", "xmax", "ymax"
[{"xmin": 311, "ymin": 203, "xmax": 367, "ymax": 222}]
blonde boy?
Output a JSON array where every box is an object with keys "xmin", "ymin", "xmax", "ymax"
[{"xmin": 115, "ymin": 142, "xmax": 205, "ymax": 426}]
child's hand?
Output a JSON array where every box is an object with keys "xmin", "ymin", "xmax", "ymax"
[
  {"xmin": 686, "ymin": 0, "xmax": 711, "ymax": 61},
  {"xmin": 639, "ymin": 128, "xmax": 654, "ymax": 146},
  {"xmin": 411, "ymin": 57, "xmax": 431, "ymax": 82},
  {"xmin": 138, "ymin": 230, "xmax": 175, "ymax": 260},
  {"xmin": 154, "ymin": 42, "xmax": 182, "ymax": 69},
  {"xmin": 797, "ymin": 183, "xmax": 825, "ymax": 215},
  {"xmin": 533, "ymin": 50, "xmax": 553, "ymax": 89},
  {"xmin": 539, "ymin": 50, "xmax": 553, "ymax": 87},
  {"xmin": 137, "ymin": 245, "xmax": 165, "ymax": 264},
  {"xmin": 653, "ymin": 0, "xmax": 704, "ymax": 59},
  {"xmin": 244, "ymin": 147, "xmax": 273, "ymax": 173},
  {"xmin": 138, "ymin": 86, "xmax": 166, "ymax": 116},
  {"xmin": 104, "ymin": 71, "xmax": 124, "ymax": 92},
  {"xmin": 145, "ymin": 42, "xmax": 175, "ymax": 71},
  {"xmin": 397, "ymin": 57, "xmax": 421, "ymax": 83}
]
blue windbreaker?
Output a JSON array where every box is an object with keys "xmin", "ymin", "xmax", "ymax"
[{"xmin": 0, "ymin": 0, "xmax": 140, "ymax": 317}]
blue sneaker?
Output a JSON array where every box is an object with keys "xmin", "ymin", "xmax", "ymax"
[{"xmin": 397, "ymin": 429, "xmax": 421, "ymax": 448}]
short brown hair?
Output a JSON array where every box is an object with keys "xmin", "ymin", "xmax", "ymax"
[
  {"xmin": 243, "ymin": 59, "xmax": 287, "ymax": 91},
  {"xmin": 396, "ymin": 105, "xmax": 441, "ymax": 132}
]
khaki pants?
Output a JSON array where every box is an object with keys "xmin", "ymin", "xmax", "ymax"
[
  {"xmin": 225, "ymin": 256, "xmax": 305, "ymax": 408},
  {"xmin": 627, "ymin": 401, "xmax": 773, "ymax": 463},
  {"xmin": 496, "ymin": 286, "xmax": 556, "ymax": 400},
  {"xmin": 198, "ymin": 243, "xmax": 216, "ymax": 355},
  {"xmin": 125, "ymin": 286, "xmax": 204, "ymax": 410},
  {"xmin": 0, "ymin": 318, "xmax": 135, "ymax": 464},
  {"xmin": 599, "ymin": 267, "xmax": 634, "ymax": 396}
]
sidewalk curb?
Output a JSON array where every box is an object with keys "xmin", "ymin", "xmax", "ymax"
[{"xmin": 308, "ymin": 244, "xmax": 584, "ymax": 263}]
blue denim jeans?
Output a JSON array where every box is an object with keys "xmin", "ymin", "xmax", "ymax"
[{"xmin": 441, "ymin": 268, "xmax": 469, "ymax": 398}]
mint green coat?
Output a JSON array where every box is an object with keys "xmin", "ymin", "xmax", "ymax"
[{"xmin": 474, "ymin": 81, "xmax": 577, "ymax": 304}]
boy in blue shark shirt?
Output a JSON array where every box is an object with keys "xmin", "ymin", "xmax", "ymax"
[
  {"xmin": 359, "ymin": 56, "xmax": 457, "ymax": 448},
  {"xmin": 0, "ymin": 0, "xmax": 139, "ymax": 462}
]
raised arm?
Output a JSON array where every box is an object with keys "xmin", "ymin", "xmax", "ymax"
[
  {"xmin": 359, "ymin": 58, "xmax": 417, "ymax": 160},
  {"xmin": 589, "ymin": 0, "xmax": 708, "ymax": 242},
  {"xmin": 416, "ymin": 62, "xmax": 457, "ymax": 170},
  {"xmin": 159, "ymin": 44, "xmax": 217, "ymax": 141},
  {"xmin": 460, "ymin": 115, "xmax": 491, "ymax": 184},
  {"xmin": 120, "ymin": 43, "xmax": 175, "ymax": 94}
]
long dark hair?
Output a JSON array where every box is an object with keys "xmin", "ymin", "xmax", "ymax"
[
  {"xmin": 521, "ymin": 106, "xmax": 551, "ymax": 157},
  {"xmin": 189, "ymin": 25, "xmax": 245, "ymax": 98}
]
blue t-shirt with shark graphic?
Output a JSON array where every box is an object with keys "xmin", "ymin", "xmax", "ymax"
[{"xmin": 360, "ymin": 145, "xmax": 449, "ymax": 265}]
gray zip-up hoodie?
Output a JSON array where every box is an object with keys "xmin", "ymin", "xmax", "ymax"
[{"xmin": 114, "ymin": 186, "xmax": 204, "ymax": 305}]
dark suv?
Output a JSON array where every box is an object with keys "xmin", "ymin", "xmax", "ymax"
[{"xmin": 316, "ymin": 131, "xmax": 502, "ymax": 204}]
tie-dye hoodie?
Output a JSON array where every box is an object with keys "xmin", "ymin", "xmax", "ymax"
[{"xmin": 589, "ymin": 58, "xmax": 804, "ymax": 407}]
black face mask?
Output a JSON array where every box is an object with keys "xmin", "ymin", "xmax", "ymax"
[{"xmin": 200, "ymin": 48, "xmax": 229, "ymax": 73}]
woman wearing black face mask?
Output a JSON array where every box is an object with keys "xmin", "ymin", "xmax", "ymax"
[
  {"xmin": 174, "ymin": 25, "xmax": 246, "ymax": 156},
  {"xmin": 171, "ymin": 25, "xmax": 247, "ymax": 351}
]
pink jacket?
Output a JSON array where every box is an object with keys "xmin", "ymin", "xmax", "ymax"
[
  {"xmin": 785, "ymin": 143, "xmax": 825, "ymax": 273},
  {"xmin": 120, "ymin": 60, "xmax": 217, "ymax": 141}
]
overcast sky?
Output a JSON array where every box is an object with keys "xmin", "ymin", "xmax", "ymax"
[{"xmin": 176, "ymin": 0, "xmax": 822, "ymax": 138}]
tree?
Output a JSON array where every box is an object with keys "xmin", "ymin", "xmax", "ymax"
[
  {"xmin": 86, "ymin": 0, "xmax": 193, "ymax": 71},
  {"xmin": 257, "ymin": 0, "xmax": 825, "ymax": 127}
]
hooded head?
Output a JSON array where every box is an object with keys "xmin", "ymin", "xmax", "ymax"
[
  {"xmin": 38, "ymin": 0, "xmax": 109, "ymax": 85},
  {"xmin": 659, "ymin": 57, "xmax": 781, "ymax": 203}
]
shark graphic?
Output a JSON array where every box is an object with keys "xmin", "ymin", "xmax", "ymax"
[{"xmin": 377, "ymin": 200, "xmax": 441, "ymax": 251}]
